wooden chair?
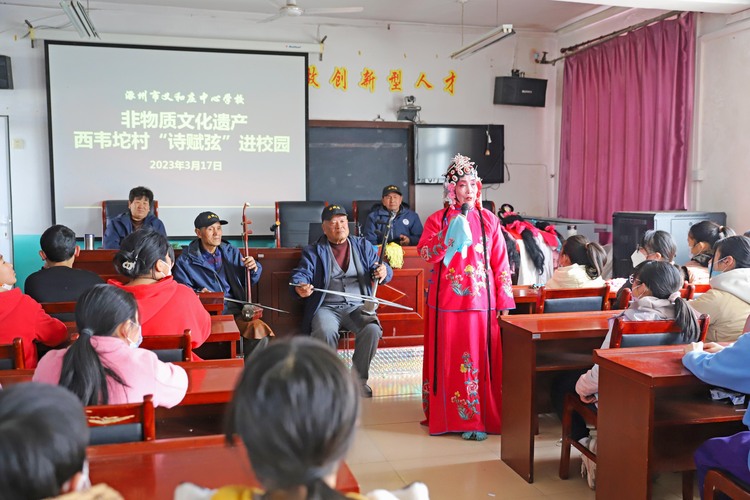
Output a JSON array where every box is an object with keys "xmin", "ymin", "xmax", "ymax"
[
  {"xmin": 0, "ymin": 337, "xmax": 25, "ymax": 369},
  {"xmin": 139, "ymin": 330, "xmax": 192, "ymax": 362},
  {"xmin": 274, "ymin": 201, "xmax": 327, "ymax": 248},
  {"xmin": 102, "ymin": 199, "xmax": 159, "ymax": 237},
  {"xmin": 40, "ymin": 301, "xmax": 77, "ymax": 315},
  {"xmin": 704, "ymin": 469, "xmax": 750, "ymax": 499},
  {"xmin": 693, "ymin": 283, "xmax": 711, "ymax": 297},
  {"xmin": 352, "ymin": 199, "xmax": 381, "ymax": 236},
  {"xmin": 481, "ymin": 200, "xmax": 496, "ymax": 214},
  {"xmin": 613, "ymin": 287, "xmax": 632, "ymax": 310},
  {"xmin": 536, "ymin": 285, "xmax": 611, "ymax": 314},
  {"xmin": 559, "ymin": 314, "xmax": 710, "ymax": 482},
  {"xmin": 198, "ymin": 292, "xmax": 225, "ymax": 315},
  {"xmin": 86, "ymin": 394, "xmax": 156, "ymax": 445}
]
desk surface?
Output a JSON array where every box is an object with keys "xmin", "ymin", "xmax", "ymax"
[
  {"xmin": 88, "ymin": 435, "xmax": 359, "ymax": 497},
  {"xmin": 595, "ymin": 345, "xmax": 745, "ymax": 499}
]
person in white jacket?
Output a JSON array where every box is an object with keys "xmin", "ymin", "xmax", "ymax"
[
  {"xmin": 552, "ymin": 261, "xmax": 701, "ymax": 489},
  {"xmin": 545, "ymin": 235, "xmax": 607, "ymax": 289},
  {"xmin": 691, "ymin": 235, "xmax": 750, "ymax": 342}
]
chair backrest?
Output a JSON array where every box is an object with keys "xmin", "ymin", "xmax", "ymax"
[
  {"xmin": 692, "ymin": 283, "xmax": 711, "ymax": 299},
  {"xmin": 482, "ymin": 200, "xmax": 496, "ymax": 214},
  {"xmin": 704, "ymin": 469, "xmax": 750, "ymax": 500},
  {"xmin": 198, "ymin": 292, "xmax": 225, "ymax": 315},
  {"xmin": 139, "ymin": 330, "xmax": 192, "ymax": 362},
  {"xmin": 352, "ymin": 200, "xmax": 381, "ymax": 235},
  {"xmin": 609, "ymin": 314, "xmax": 709, "ymax": 349},
  {"xmin": 86, "ymin": 394, "xmax": 156, "ymax": 445},
  {"xmin": 101, "ymin": 199, "xmax": 159, "ymax": 236},
  {"xmin": 681, "ymin": 284, "xmax": 696, "ymax": 300},
  {"xmin": 0, "ymin": 338, "xmax": 25, "ymax": 370},
  {"xmin": 40, "ymin": 301, "xmax": 77, "ymax": 315},
  {"xmin": 275, "ymin": 201, "xmax": 327, "ymax": 248},
  {"xmin": 536, "ymin": 285, "xmax": 611, "ymax": 314},
  {"xmin": 613, "ymin": 287, "xmax": 632, "ymax": 311},
  {"xmin": 308, "ymin": 222, "xmax": 358, "ymax": 245}
]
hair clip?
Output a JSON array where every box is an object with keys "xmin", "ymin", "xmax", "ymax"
[{"xmin": 122, "ymin": 261, "xmax": 135, "ymax": 271}]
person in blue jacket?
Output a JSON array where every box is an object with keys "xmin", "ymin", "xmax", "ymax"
[
  {"xmin": 683, "ymin": 335, "xmax": 750, "ymax": 495},
  {"xmin": 103, "ymin": 186, "xmax": 167, "ymax": 249},
  {"xmin": 363, "ymin": 185, "xmax": 423, "ymax": 246},
  {"xmin": 173, "ymin": 211, "xmax": 271, "ymax": 355},
  {"xmin": 290, "ymin": 204, "xmax": 393, "ymax": 397}
]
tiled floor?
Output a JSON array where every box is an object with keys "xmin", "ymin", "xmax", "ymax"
[{"xmin": 344, "ymin": 348, "xmax": 699, "ymax": 500}]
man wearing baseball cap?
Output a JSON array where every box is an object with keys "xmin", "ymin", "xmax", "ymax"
[
  {"xmin": 174, "ymin": 211, "xmax": 271, "ymax": 355},
  {"xmin": 362, "ymin": 185, "xmax": 423, "ymax": 246},
  {"xmin": 290, "ymin": 205, "xmax": 393, "ymax": 397}
]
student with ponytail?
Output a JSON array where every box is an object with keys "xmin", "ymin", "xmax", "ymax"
[
  {"xmin": 33, "ymin": 284, "xmax": 187, "ymax": 408},
  {"xmin": 111, "ymin": 229, "xmax": 211, "ymax": 359},
  {"xmin": 175, "ymin": 337, "xmax": 429, "ymax": 500},
  {"xmin": 567, "ymin": 261, "xmax": 700, "ymax": 488},
  {"xmin": 545, "ymin": 235, "xmax": 606, "ymax": 289},
  {"xmin": 681, "ymin": 221, "xmax": 735, "ymax": 284}
]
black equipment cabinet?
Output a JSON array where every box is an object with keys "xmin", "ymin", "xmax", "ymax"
[{"xmin": 612, "ymin": 211, "xmax": 726, "ymax": 278}]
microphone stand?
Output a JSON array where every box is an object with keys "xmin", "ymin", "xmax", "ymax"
[{"xmin": 362, "ymin": 210, "xmax": 396, "ymax": 316}]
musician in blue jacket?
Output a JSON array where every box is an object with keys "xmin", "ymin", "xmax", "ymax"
[
  {"xmin": 683, "ymin": 335, "xmax": 750, "ymax": 494},
  {"xmin": 363, "ymin": 185, "xmax": 423, "ymax": 246},
  {"xmin": 103, "ymin": 186, "xmax": 167, "ymax": 249},
  {"xmin": 290, "ymin": 204, "xmax": 393, "ymax": 397}
]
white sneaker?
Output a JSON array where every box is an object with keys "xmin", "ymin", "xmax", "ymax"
[{"xmin": 580, "ymin": 436, "xmax": 597, "ymax": 490}]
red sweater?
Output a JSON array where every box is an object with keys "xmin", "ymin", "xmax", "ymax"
[
  {"xmin": 109, "ymin": 277, "xmax": 211, "ymax": 360},
  {"xmin": 0, "ymin": 288, "xmax": 68, "ymax": 368}
]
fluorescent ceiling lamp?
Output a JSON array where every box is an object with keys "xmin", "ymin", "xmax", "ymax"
[
  {"xmin": 549, "ymin": 0, "xmax": 750, "ymax": 14},
  {"xmin": 60, "ymin": 0, "xmax": 99, "ymax": 39},
  {"xmin": 450, "ymin": 24, "xmax": 515, "ymax": 60}
]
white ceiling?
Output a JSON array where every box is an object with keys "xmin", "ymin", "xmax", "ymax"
[{"xmin": 1, "ymin": 0, "xmax": 608, "ymax": 32}]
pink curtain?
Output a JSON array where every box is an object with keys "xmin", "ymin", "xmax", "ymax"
[{"xmin": 557, "ymin": 13, "xmax": 695, "ymax": 235}]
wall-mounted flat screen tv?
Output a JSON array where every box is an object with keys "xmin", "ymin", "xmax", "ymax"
[{"xmin": 415, "ymin": 124, "xmax": 504, "ymax": 184}]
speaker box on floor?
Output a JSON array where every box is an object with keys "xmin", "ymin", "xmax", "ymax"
[
  {"xmin": 0, "ymin": 56, "xmax": 13, "ymax": 90},
  {"xmin": 493, "ymin": 76, "xmax": 546, "ymax": 107}
]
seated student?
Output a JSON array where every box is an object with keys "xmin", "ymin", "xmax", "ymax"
[
  {"xmin": 681, "ymin": 220, "xmax": 734, "ymax": 284},
  {"xmin": 363, "ymin": 185, "xmax": 423, "ymax": 246},
  {"xmin": 614, "ymin": 229, "xmax": 678, "ymax": 304},
  {"xmin": 24, "ymin": 224, "xmax": 104, "ymax": 321},
  {"xmin": 500, "ymin": 213, "xmax": 558, "ymax": 285},
  {"xmin": 691, "ymin": 235, "xmax": 750, "ymax": 342},
  {"xmin": 0, "ymin": 254, "xmax": 69, "ymax": 368},
  {"xmin": 103, "ymin": 186, "xmax": 167, "ymax": 249},
  {"xmin": 110, "ymin": 229, "xmax": 210, "ymax": 358},
  {"xmin": 175, "ymin": 337, "xmax": 428, "ymax": 500},
  {"xmin": 33, "ymin": 284, "xmax": 187, "ymax": 408},
  {"xmin": 683, "ymin": 335, "xmax": 750, "ymax": 496},
  {"xmin": 0, "ymin": 382, "xmax": 123, "ymax": 500},
  {"xmin": 569, "ymin": 261, "xmax": 700, "ymax": 488},
  {"xmin": 545, "ymin": 235, "xmax": 606, "ymax": 289}
]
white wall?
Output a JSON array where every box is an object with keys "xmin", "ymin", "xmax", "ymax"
[{"xmin": 0, "ymin": 4, "xmax": 559, "ymax": 239}]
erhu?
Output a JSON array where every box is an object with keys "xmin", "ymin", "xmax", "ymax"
[
  {"xmin": 241, "ymin": 202, "xmax": 262, "ymax": 321},
  {"xmin": 361, "ymin": 210, "xmax": 396, "ymax": 316}
]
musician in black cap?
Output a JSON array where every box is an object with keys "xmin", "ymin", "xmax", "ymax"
[
  {"xmin": 363, "ymin": 185, "xmax": 423, "ymax": 246},
  {"xmin": 289, "ymin": 204, "xmax": 393, "ymax": 397}
]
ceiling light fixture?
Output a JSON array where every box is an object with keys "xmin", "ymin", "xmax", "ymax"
[
  {"xmin": 450, "ymin": 24, "xmax": 515, "ymax": 60},
  {"xmin": 60, "ymin": 0, "xmax": 99, "ymax": 39}
]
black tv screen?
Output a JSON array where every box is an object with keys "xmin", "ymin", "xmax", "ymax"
[{"xmin": 415, "ymin": 124, "xmax": 504, "ymax": 184}]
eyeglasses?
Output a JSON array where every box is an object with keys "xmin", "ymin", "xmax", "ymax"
[{"xmin": 628, "ymin": 274, "xmax": 642, "ymax": 287}]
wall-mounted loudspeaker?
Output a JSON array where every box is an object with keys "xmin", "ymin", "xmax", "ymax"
[
  {"xmin": 493, "ymin": 76, "xmax": 546, "ymax": 107},
  {"xmin": 0, "ymin": 56, "xmax": 13, "ymax": 90}
]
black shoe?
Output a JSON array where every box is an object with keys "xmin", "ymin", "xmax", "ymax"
[{"xmin": 361, "ymin": 383, "xmax": 373, "ymax": 398}]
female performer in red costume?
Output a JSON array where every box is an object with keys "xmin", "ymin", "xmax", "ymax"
[{"xmin": 418, "ymin": 154, "xmax": 515, "ymax": 440}]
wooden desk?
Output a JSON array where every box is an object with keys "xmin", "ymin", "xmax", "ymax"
[
  {"xmin": 595, "ymin": 346, "xmax": 746, "ymax": 500},
  {"xmin": 500, "ymin": 310, "xmax": 615, "ymax": 483},
  {"xmin": 0, "ymin": 368, "xmax": 34, "ymax": 387},
  {"xmin": 76, "ymin": 247, "xmax": 428, "ymax": 346},
  {"xmin": 88, "ymin": 435, "xmax": 359, "ymax": 497}
]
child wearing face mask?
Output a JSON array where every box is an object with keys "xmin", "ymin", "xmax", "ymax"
[
  {"xmin": 110, "ymin": 229, "xmax": 211, "ymax": 360},
  {"xmin": 33, "ymin": 284, "xmax": 187, "ymax": 407},
  {"xmin": 614, "ymin": 230, "xmax": 678, "ymax": 306},
  {"xmin": 680, "ymin": 221, "xmax": 734, "ymax": 284},
  {"xmin": 567, "ymin": 261, "xmax": 700, "ymax": 488},
  {"xmin": 691, "ymin": 235, "xmax": 750, "ymax": 342}
]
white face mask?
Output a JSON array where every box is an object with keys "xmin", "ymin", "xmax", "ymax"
[
  {"xmin": 61, "ymin": 459, "xmax": 91, "ymax": 493},
  {"xmin": 159, "ymin": 260, "xmax": 172, "ymax": 279},
  {"xmin": 631, "ymin": 249, "xmax": 647, "ymax": 268},
  {"xmin": 0, "ymin": 283, "xmax": 12, "ymax": 291},
  {"xmin": 128, "ymin": 324, "xmax": 143, "ymax": 349}
]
